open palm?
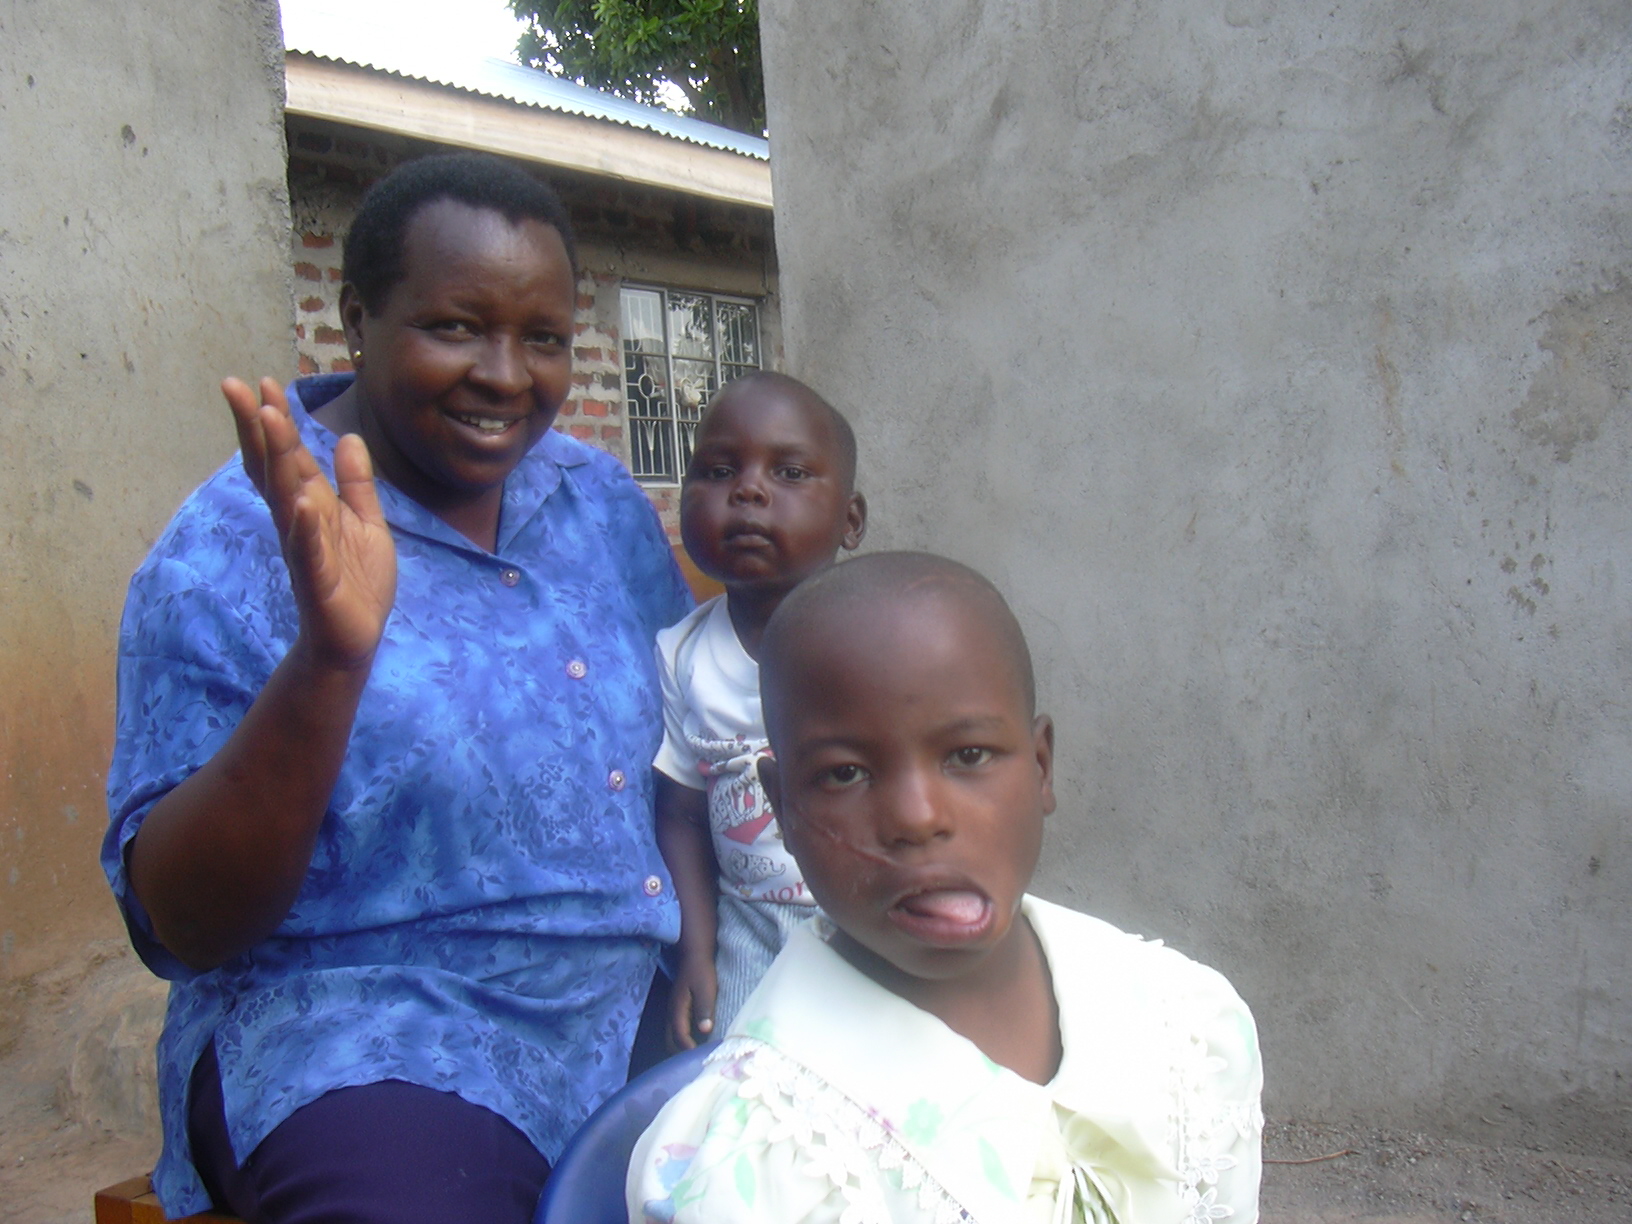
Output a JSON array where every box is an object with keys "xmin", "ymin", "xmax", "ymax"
[{"xmin": 223, "ymin": 378, "xmax": 397, "ymax": 668}]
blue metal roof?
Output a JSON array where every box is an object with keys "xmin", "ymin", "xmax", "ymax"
[{"xmin": 285, "ymin": 39, "xmax": 768, "ymax": 161}]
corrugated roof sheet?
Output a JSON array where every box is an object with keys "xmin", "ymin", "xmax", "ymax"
[{"xmin": 284, "ymin": 35, "xmax": 768, "ymax": 161}]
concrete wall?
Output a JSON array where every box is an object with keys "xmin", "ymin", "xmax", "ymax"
[
  {"xmin": 0, "ymin": 0, "xmax": 292, "ymax": 1148},
  {"xmin": 760, "ymin": 0, "xmax": 1631, "ymax": 1152}
]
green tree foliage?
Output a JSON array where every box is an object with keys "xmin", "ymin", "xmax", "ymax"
[{"xmin": 511, "ymin": 1, "xmax": 764, "ymax": 135}]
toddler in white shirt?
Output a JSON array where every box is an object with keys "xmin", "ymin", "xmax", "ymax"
[{"xmin": 652, "ymin": 372, "xmax": 866, "ymax": 1046}]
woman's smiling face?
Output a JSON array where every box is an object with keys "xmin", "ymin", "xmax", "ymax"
[
  {"xmin": 762, "ymin": 584, "xmax": 1055, "ymax": 991},
  {"xmin": 342, "ymin": 198, "xmax": 575, "ymax": 541}
]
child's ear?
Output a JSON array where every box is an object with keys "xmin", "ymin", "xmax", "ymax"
[
  {"xmin": 757, "ymin": 756, "xmax": 784, "ymax": 828},
  {"xmin": 1032, "ymin": 714, "xmax": 1056, "ymax": 816},
  {"xmin": 842, "ymin": 492, "xmax": 868, "ymax": 551}
]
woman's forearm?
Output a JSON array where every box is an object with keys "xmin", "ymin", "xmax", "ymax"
[{"xmin": 127, "ymin": 635, "xmax": 374, "ymax": 972}]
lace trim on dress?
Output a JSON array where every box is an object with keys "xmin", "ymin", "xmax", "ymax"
[
  {"xmin": 709, "ymin": 1037, "xmax": 976, "ymax": 1224},
  {"xmin": 1166, "ymin": 1005, "xmax": 1261, "ymax": 1224}
]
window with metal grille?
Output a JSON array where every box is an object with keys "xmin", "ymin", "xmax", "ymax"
[{"xmin": 620, "ymin": 286, "xmax": 762, "ymax": 483}]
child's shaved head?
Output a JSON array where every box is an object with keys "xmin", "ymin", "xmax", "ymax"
[
  {"xmin": 706, "ymin": 372, "xmax": 858, "ymax": 491},
  {"xmin": 760, "ymin": 551, "xmax": 1037, "ymax": 742},
  {"xmin": 755, "ymin": 551, "xmax": 1053, "ymax": 994}
]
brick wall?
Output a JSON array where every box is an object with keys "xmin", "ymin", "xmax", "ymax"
[{"xmin": 285, "ymin": 114, "xmax": 780, "ymax": 533}]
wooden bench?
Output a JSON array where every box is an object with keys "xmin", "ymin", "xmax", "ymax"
[{"xmin": 94, "ymin": 1175, "xmax": 242, "ymax": 1224}]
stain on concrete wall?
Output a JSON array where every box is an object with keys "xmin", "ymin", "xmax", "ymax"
[{"xmin": 1512, "ymin": 281, "xmax": 1630, "ymax": 462}]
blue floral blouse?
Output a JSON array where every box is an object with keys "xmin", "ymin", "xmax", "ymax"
[{"xmin": 102, "ymin": 375, "xmax": 692, "ymax": 1216}]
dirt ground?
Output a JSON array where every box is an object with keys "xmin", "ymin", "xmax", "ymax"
[
  {"xmin": 3, "ymin": 1107, "xmax": 1629, "ymax": 1224},
  {"xmin": 1259, "ymin": 1120, "xmax": 1632, "ymax": 1224}
]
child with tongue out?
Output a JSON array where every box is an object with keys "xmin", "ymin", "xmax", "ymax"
[
  {"xmin": 630, "ymin": 552, "xmax": 1263, "ymax": 1224},
  {"xmin": 651, "ymin": 372, "xmax": 868, "ymax": 1050}
]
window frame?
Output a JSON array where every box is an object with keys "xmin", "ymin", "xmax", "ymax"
[{"xmin": 619, "ymin": 284, "xmax": 763, "ymax": 486}]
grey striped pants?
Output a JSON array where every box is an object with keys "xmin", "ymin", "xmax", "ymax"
[{"xmin": 713, "ymin": 894, "xmax": 820, "ymax": 1033}]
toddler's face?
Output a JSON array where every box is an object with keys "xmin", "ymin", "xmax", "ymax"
[
  {"xmin": 763, "ymin": 589, "xmax": 1054, "ymax": 987},
  {"xmin": 680, "ymin": 387, "xmax": 863, "ymax": 593}
]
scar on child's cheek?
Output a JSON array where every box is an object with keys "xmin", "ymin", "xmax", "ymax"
[{"xmin": 809, "ymin": 818, "xmax": 892, "ymax": 867}]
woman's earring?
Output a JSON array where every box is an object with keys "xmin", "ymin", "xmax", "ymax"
[{"xmin": 351, "ymin": 350, "xmax": 364, "ymax": 367}]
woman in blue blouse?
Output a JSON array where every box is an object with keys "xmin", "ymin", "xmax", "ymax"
[{"xmin": 102, "ymin": 154, "xmax": 691, "ymax": 1223}]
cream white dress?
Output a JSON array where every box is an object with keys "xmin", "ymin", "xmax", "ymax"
[{"xmin": 627, "ymin": 897, "xmax": 1263, "ymax": 1224}]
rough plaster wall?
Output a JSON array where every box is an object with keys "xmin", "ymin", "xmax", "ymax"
[
  {"xmin": 0, "ymin": 0, "xmax": 293, "ymax": 1141},
  {"xmin": 761, "ymin": 0, "xmax": 1630, "ymax": 1152}
]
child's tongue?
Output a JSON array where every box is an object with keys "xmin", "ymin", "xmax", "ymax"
[{"xmin": 897, "ymin": 889, "xmax": 986, "ymax": 924}]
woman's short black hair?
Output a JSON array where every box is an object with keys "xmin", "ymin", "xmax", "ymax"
[{"xmin": 342, "ymin": 152, "xmax": 579, "ymax": 313}]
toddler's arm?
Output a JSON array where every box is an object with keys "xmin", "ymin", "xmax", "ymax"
[{"xmin": 654, "ymin": 770, "xmax": 719, "ymax": 1049}]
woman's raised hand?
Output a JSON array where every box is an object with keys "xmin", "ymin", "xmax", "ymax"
[
  {"xmin": 223, "ymin": 377, "xmax": 398, "ymax": 670},
  {"xmin": 129, "ymin": 381, "xmax": 401, "ymax": 968}
]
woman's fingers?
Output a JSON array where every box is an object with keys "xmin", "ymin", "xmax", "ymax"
[
  {"xmin": 258, "ymin": 402, "xmax": 327, "ymax": 539},
  {"xmin": 282, "ymin": 478, "xmax": 396, "ymax": 668},
  {"xmin": 222, "ymin": 377, "xmax": 268, "ymax": 491},
  {"xmin": 283, "ymin": 493, "xmax": 329, "ymax": 595},
  {"xmin": 256, "ymin": 376, "xmax": 290, "ymax": 419},
  {"xmin": 332, "ymin": 434, "xmax": 386, "ymax": 529},
  {"xmin": 223, "ymin": 377, "xmax": 295, "ymax": 497},
  {"xmin": 226, "ymin": 378, "xmax": 396, "ymax": 667},
  {"xmin": 257, "ymin": 387, "xmax": 332, "ymax": 545}
]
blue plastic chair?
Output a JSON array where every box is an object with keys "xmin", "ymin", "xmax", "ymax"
[{"xmin": 533, "ymin": 1044, "xmax": 712, "ymax": 1224}]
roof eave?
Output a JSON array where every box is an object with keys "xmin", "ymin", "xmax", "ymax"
[{"xmin": 284, "ymin": 52, "xmax": 773, "ymax": 210}]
